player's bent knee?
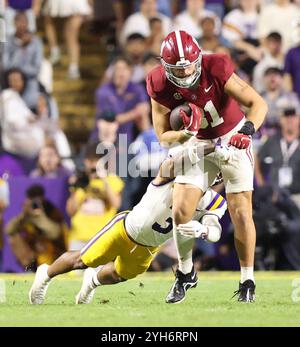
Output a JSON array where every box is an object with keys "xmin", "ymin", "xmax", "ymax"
[
  {"xmin": 231, "ymin": 207, "xmax": 253, "ymax": 229},
  {"xmin": 112, "ymin": 269, "xmax": 127, "ymax": 283},
  {"xmin": 74, "ymin": 257, "xmax": 87, "ymax": 270},
  {"xmin": 173, "ymin": 206, "xmax": 193, "ymax": 225}
]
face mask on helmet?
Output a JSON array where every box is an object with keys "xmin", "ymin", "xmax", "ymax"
[{"xmin": 161, "ymin": 57, "xmax": 202, "ymax": 88}]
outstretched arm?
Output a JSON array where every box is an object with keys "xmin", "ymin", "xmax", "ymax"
[
  {"xmin": 225, "ymin": 73, "xmax": 268, "ymax": 131},
  {"xmin": 177, "ymin": 215, "xmax": 222, "ymax": 243},
  {"xmin": 153, "ymin": 141, "xmax": 216, "ymax": 185}
]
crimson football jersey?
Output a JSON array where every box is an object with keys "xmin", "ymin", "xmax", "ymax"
[{"xmin": 146, "ymin": 53, "xmax": 245, "ymax": 139}]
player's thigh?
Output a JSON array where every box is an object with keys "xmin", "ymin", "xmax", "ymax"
[
  {"xmin": 115, "ymin": 245, "xmax": 159, "ymax": 280},
  {"xmin": 174, "ymin": 158, "xmax": 219, "ymax": 192},
  {"xmin": 221, "ymin": 147, "xmax": 254, "ymax": 193},
  {"xmin": 80, "ymin": 212, "xmax": 128, "ymax": 268},
  {"xmin": 169, "ymin": 139, "xmax": 219, "ymax": 191}
]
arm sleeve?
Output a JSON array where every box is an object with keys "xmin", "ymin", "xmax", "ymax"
[
  {"xmin": 146, "ymin": 73, "xmax": 173, "ymax": 110},
  {"xmin": 201, "ymin": 215, "xmax": 222, "ymax": 243},
  {"xmin": 20, "ymin": 38, "xmax": 43, "ymax": 78}
]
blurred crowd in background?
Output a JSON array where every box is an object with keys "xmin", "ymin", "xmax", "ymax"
[{"xmin": 1, "ymin": 0, "xmax": 300, "ymax": 273}]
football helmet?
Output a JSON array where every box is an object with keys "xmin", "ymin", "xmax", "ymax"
[{"xmin": 160, "ymin": 30, "xmax": 202, "ymax": 88}]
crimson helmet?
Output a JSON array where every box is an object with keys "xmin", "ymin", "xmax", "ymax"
[{"xmin": 160, "ymin": 30, "xmax": 202, "ymax": 88}]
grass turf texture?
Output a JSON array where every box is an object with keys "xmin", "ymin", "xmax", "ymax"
[{"xmin": 0, "ymin": 271, "xmax": 300, "ymax": 327}]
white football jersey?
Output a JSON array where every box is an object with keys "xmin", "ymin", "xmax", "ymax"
[{"xmin": 125, "ymin": 180, "xmax": 227, "ymax": 247}]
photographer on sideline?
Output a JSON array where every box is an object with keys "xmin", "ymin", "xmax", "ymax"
[
  {"xmin": 67, "ymin": 142, "xmax": 124, "ymax": 251},
  {"xmin": 5, "ymin": 184, "xmax": 67, "ymax": 270}
]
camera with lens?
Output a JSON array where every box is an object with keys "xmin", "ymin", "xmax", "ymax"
[
  {"xmin": 69, "ymin": 170, "xmax": 90, "ymax": 190},
  {"xmin": 31, "ymin": 199, "xmax": 42, "ymax": 210}
]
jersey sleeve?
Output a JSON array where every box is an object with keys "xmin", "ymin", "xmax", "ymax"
[
  {"xmin": 146, "ymin": 67, "xmax": 173, "ymax": 109},
  {"xmin": 201, "ymin": 189, "xmax": 227, "ymax": 220},
  {"xmin": 210, "ymin": 53, "xmax": 235, "ymax": 87}
]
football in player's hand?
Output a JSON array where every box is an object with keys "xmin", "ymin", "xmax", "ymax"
[{"xmin": 169, "ymin": 104, "xmax": 191, "ymax": 131}]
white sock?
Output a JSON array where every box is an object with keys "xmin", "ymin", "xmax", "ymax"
[
  {"xmin": 241, "ymin": 266, "xmax": 254, "ymax": 283},
  {"xmin": 45, "ymin": 271, "xmax": 51, "ymax": 282},
  {"xmin": 41, "ymin": 265, "xmax": 51, "ymax": 283},
  {"xmin": 92, "ymin": 272, "xmax": 101, "ymax": 288},
  {"xmin": 173, "ymin": 223, "xmax": 194, "ymax": 275},
  {"xmin": 178, "ymin": 258, "xmax": 193, "ymax": 275}
]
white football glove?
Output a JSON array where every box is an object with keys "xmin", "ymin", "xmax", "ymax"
[
  {"xmin": 187, "ymin": 141, "xmax": 215, "ymax": 164},
  {"xmin": 177, "ymin": 220, "xmax": 208, "ymax": 239},
  {"xmin": 214, "ymin": 143, "xmax": 234, "ymax": 162}
]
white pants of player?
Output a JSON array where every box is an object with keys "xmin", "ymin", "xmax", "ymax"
[{"xmin": 170, "ymin": 118, "xmax": 254, "ymax": 193}]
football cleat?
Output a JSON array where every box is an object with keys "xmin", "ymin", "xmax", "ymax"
[
  {"xmin": 75, "ymin": 268, "xmax": 97, "ymax": 304},
  {"xmin": 232, "ymin": 279, "xmax": 256, "ymax": 303},
  {"xmin": 29, "ymin": 264, "xmax": 51, "ymax": 304},
  {"xmin": 165, "ymin": 267, "xmax": 198, "ymax": 304}
]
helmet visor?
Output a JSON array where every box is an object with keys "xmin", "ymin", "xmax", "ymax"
[{"xmin": 162, "ymin": 57, "xmax": 202, "ymax": 88}]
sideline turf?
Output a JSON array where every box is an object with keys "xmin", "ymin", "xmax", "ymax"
[{"xmin": 0, "ymin": 271, "xmax": 300, "ymax": 327}]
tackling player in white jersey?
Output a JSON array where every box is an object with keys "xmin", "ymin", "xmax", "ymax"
[{"xmin": 29, "ymin": 142, "xmax": 228, "ymax": 305}]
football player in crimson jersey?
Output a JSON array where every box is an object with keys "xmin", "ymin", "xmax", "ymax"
[{"xmin": 147, "ymin": 30, "xmax": 268, "ymax": 303}]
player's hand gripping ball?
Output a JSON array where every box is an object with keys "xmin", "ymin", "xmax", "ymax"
[{"xmin": 169, "ymin": 103, "xmax": 202, "ymax": 136}]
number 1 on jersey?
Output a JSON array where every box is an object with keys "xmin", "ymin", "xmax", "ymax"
[{"xmin": 201, "ymin": 100, "xmax": 224, "ymax": 129}]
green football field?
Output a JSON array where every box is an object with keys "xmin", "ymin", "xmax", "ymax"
[{"xmin": 0, "ymin": 271, "xmax": 300, "ymax": 327}]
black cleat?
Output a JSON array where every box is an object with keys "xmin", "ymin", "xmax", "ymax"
[
  {"xmin": 166, "ymin": 267, "xmax": 198, "ymax": 304},
  {"xmin": 232, "ymin": 279, "xmax": 256, "ymax": 303}
]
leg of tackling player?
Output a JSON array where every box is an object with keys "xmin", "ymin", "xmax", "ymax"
[
  {"xmin": 29, "ymin": 250, "xmax": 127, "ymax": 305},
  {"xmin": 29, "ymin": 251, "xmax": 86, "ymax": 304}
]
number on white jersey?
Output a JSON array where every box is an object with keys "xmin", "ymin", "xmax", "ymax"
[{"xmin": 152, "ymin": 217, "xmax": 173, "ymax": 234}]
